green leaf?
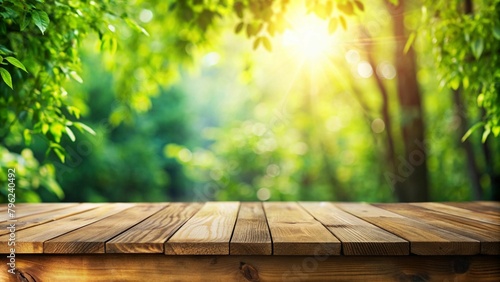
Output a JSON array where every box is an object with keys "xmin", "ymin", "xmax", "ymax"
[
  {"xmin": 53, "ymin": 147, "xmax": 65, "ymax": 163},
  {"xmin": 471, "ymin": 38, "xmax": 484, "ymax": 59},
  {"xmin": 462, "ymin": 76, "xmax": 469, "ymax": 89},
  {"xmin": 73, "ymin": 122, "xmax": 96, "ymax": 135},
  {"xmin": 69, "ymin": 71, "xmax": 83, "ymax": 83},
  {"xmin": 234, "ymin": 2, "xmax": 244, "ymax": 19},
  {"xmin": 492, "ymin": 125, "xmax": 500, "ymax": 137},
  {"xmin": 449, "ymin": 76, "xmax": 460, "ymax": 90},
  {"xmin": 23, "ymin": 129, "xmax": 31, "ymax": 146},
  {"xmin": 339, "ymin": 16, "xmax": 347, "ymax": 30},
  {"xmin": 42, "ymin": 123, "xmax": 49, "ymax": 134},
  {"xmin": 461, "ymin": 122, "xmax": 484, "ymax": 142},
  {"xmin": 477, "ymin": 93, "xmax": 484, "ymax": 106},
  {"xmin": 235, "ymin": 22, "xmax": 244, "ymax": 34},
  {"xmin": 0, "ymin": 67, "xmax": 12, "ymax": 89},
  {"xmin": 67, "ymin": 106, "xmax": 81, "ymax": 119},
  {"xmin": 404, "ymin": 32, "xmax": 416, "ymax": 54},
  {"xmin": 50, "ymin": 123, "xmax": 64, "ymax": 143},
  {"xmin": 5, "ymin": 56, "xmax": 27, "ymax": 72},
  {"xmin": 20, "ymin": 13, "xmax": 30, "ymax": 31},
  {"xmin": 354, "ymin": 1, "xmax": 364, "ymax": 11},
  {"xmin": 124, "ymin": 18, "xmax": 149, "ymax": 36},
  {"xmin": 48, "ymin": 143, "xmax": 66, "ymax": 163},
  {"xmin": 253, "ymin": 37, "xmax": 262, "ymax": 50},
  {"xmin": 493, "ymin": 26, "xmax": 500, "ymax": 40},
  {"xmin": 338, "ymin": 2, "xmax": 354, "ymax": 15},
  {"xmin": 65, "ymin": 126, "xmax": 76, "ymax": 142},
  {"xmin": 262, "ymin": 36, "xmax": 272, "ymax": 52},
  {"xmin": 482, "ymin": 126, "xmax": 491, "ymax": 143},
  {"xmin": 31, "ymin": 10, "xmax": 50, "ymax": 34},
  {"xmin": 328, "ymin": 18, "xmax": 338, "ymax": 34}
]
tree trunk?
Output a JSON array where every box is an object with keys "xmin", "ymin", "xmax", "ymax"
[{"xmin": 386, "ymin": 0, "xmax": 429, "ymax": 201}]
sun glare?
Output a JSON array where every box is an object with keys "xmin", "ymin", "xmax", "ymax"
[{"xmin": 282, "ymin": 14, "xmax": 336, "ymax": 62}]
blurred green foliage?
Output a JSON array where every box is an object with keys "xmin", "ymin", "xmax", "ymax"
[{"xmin": 0, "ymin": 0, "xmax": 499, "ymax": 203}]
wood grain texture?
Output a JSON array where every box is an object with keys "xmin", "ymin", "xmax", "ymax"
[
  {"xmin": 0, "ymin": 203, "xmax": 100, "ymax": 235},
  {"xmin": 44, "ymin": 204, "xmax": 166, "ymax": 254},
  {"xmin": 106, "ymin": 203, "xmax": 202, "ymax": 253},
  {"xmin": 230, "ymin": 202, "xmax": 272, "ymax": 255},
  {"xmin": 439, "ymin": 202, "xmax": 500, "ymax": 217},
  {"xmin": 264, "ymin": 202, "xmax": 341, "ymax": 255},
  {"xmin": 0, "ymin": 203, "xmax": 78, "ymax": 222},
  {"xmin": 375, "ymin": 203, "xmax": 500, "ymax": 255},
  {"xmin": 300, "ymin": 202, "xmax": 408, "ymax": 255},
  {"xmin": 0, "ymin": 203, "xmax": 134, "ymax": 253},
  {"xmin": 412, "ymin": 202, "xmax": 500, "ymax": 226},
  {"xmin": 165, "ymin": 202, "xmax": 240, "ymax": 255},
  {"xmin": 476, "ymin": 201, "xmax": 500, "ymax": 209},
  {"xmin": 2, "ymin": 255, "xmax": 499, "ymax": 281},
  {"xmin": 337, "ymin": 203, "xmax": 480, "ymax": 255}
]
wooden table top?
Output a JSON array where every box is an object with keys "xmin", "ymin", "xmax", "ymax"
[{"xmin": 0, "ymin": 201, "xmax": 498, "ymax": 256}]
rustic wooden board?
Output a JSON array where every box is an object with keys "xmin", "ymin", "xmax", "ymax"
[
  {"xmin": 0, "ymin": 203, "xmax": 134, "ymax": 253},
  {"xmin": 476, "ymin": 201, "xmax": 500, "ymax": 209},
  {"xmin": 165, "ymin": 202, "xmax": 240, "ymax": 255},
  {"xmin": 376, "ymin": 203, "xmax": 500, "ymax": 255},
  {"xmin": 44, "ymin": 204, "xmax": 166, "ymax": 253},
  {"xmin": 442, "ymin": 202, "xmax": 500, "ymax": 217},
  {"xmin": 230, "ymin": 202, "xmax": 272, "ymax": 255},
  {"xmin": 0, "ymin": 203, "xmax": 78, "ymax": 222},
  {"xmin": 412, "ymin": 202, "xmax": 500, "ymax": 226},
  {"xmin": 106, "ymin": 203, "xmax": 202, "ymax": 253},
  {"xmin": 337, "ymin": 203, "xmax": 480, "ymax": 255},
  {"xmin": 0, "ymin": 203, "xmax": 100, "ymax": 236},
  {"xmin": 2, "ymin": 254, "xmax": 499, "ymax": 281},
  {"xmin": 264, "ymin": 202, "xmax": 341, "ymax": 255},
  {"xmin": 300, "ymin": 202, "xmax": 408, "ymax": 255}
]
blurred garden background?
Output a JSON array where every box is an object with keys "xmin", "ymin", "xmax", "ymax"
[{"xmin": 1, "ymin": 0, "xmax": 499, "ymax": 203}]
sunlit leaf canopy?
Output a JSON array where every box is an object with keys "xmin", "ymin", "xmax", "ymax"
[{"xmin": 0, "ymin": 0, "xmax": 499, "ymax": 203}]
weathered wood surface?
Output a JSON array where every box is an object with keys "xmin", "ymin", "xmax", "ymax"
[
  {"xmin": 106, "ymin": 203, "xmax": 202, "ymax": 253},
  {"xmin": 0, "ymin": 202, "xmax": 498, "ymax": 256},
  {"xmin": 264, "ymin": 202, "xmax": 341, "ymax": 255},
  {"xmin": 44, "ymin": 204, "xmax": 166, "ymax": 253},
  {"xmin": 337, "ymin": 203, "xmax": 481, "ymax": 255},
  {"xmin": 0, "ymin": 203, "xmax": 133, "ymax": 253},
  {"xmin": 230, "ymin": 202, "xmax": 272, "ymax": 255},
  {"xmin": 1, "ymin": 254, "xmax": 499, "ymax": 281},
  {"xmin": 164, "ymin": 202, "xmax": 240, "ymax": 255},
  {"xmin": 376, "ymin": 203, "xmax": 500, "ymax": 255},
  {"xmin": 300, "ymin": 202, "xmax": 408, "ymax": 255}
]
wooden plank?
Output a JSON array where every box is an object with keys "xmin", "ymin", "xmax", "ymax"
[
  {"xmin": 45, "ymin": 204, "xmax": 166, "ymax": 254},
  {"xmin": 2, "ymin": 255, "xmax": 499, "ymax": 281},
  {"xmin": 412, "ymin": 202, "xmax": 500, "ymax": 226},
  {"xmin": 230, "ymin": 202, "xmax": 272, "ymax": 255},
  {"xmin": 165, "ymin": 202, "xmax": 240, "ymax": 255},
  {"xmin": 444, "ymin": 202, "xmax": 500, "ymax": 217},
  {"xmin": 0, "ymin": 203, "xmax": 134, "ymax": 253},
  {"xmin": 300, "ymin": 202, "xmax": 408, "ymax": 255},
  {"xmin": 376, "ymin": 203, "xmax": 500, "ymax": 255},
  {"xmin": 0, "ymin": 203, "xmax": 78, "ymax": 222},
  {"xmin": 0, "ymin": 203, "xmax": 101, "ymax": 235},
  {"xmin": 106, "ymin": 203, "xmax": 202, "ymax": 253},
  {"xmin": 476, "ymin": 201, "xmax": 500, "ymax": 209},
  {"xmin": 263, "ymin": 202, "xmax": 341, "ymax": 255},
  {"xmin": 337, "ymin": 203, "xmax": 480, "ymax": 255}
]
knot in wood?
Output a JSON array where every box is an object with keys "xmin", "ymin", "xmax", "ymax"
[
  {"xmin": 240, "ymin": 262, "xmax": 260, "ymax": 282},
  {"xmin": 17, "ymin": 271, "xmax": 37, "ymax": 282}
]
